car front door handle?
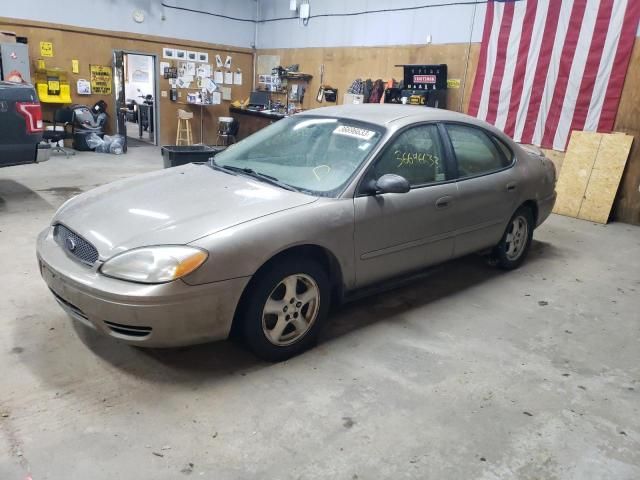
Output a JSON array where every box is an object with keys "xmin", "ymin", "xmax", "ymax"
[
  {"xmin": 506, "ymin": 182, "xmax": 518, "ymax": 192},
  {"xmin": 435, "ymin": 196, "xmax": 454, "ymax": 209}
]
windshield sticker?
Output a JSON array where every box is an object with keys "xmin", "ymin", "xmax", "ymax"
[{"xmin": 333, "ymin": 125, "xmax": 376, "ymax": 140}]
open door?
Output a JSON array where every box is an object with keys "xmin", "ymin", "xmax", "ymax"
[{"xmin": 112, "ymin": 50, "xmax": 128, "ymax": 153}]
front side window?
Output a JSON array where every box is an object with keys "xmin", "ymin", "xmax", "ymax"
[
  {"xmin": 445, "ymin": 124, "xmax": 511, "ymax": 178},
  {"xmin": 366, "ymin": 124, "xmax": 446, "ymax": 188},
  {"xmin": 213, "ymin": 116, "xmax": 383, "ymax": 196}
]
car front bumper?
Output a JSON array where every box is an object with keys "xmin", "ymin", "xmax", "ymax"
[{"xmin": 36, "ymin": 227, "xmax": 250, "ymax": 347}]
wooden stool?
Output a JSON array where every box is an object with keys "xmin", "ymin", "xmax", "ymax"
[{"xmin": 176, "ymin": 109, "xmax": 194, "ymax": 145}]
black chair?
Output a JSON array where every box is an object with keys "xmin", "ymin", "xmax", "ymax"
[
  {"xmin": 42, "ymin": 107, "xmax": 76, "ymax": 157},
  {"xmin": 215, "ymin": 117, "xmax": 239, "ymax": 146}
]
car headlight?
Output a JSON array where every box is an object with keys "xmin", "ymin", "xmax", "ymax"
[{"xmin": 100, "ymin": 246, "xmax": 208, "ymax": 284}]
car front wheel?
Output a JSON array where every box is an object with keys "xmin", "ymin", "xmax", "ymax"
[
  {"xmin": 241, "ymin": 258, "xmax": 330, "ymax": 361},
  {"xmin": 493, "ymin": 206, "xmax": 534, "ymax": 270}
]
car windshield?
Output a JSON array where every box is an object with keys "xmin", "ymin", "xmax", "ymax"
[{"xmin": 212, "ymin": 116, "xmax": 384, "ymax": 196}]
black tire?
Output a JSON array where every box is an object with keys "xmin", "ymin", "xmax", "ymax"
[
  {"xmin": 493, "ymin": 206, "xmax": 534, "ymax": 270},
  {"xmin": 240, "ymin": 257, "xmax": 331, "ymax": 361}
]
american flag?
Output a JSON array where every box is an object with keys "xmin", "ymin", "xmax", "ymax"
[{"xmin": 468, "ymin": 0, "xmax": 640, "ymax": 151}]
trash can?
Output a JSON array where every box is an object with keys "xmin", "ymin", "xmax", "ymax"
[
  {"xmin": 161, "ymin": 145, "xmax": 222, "ymax": 168},
  {"xmin": 37, "ymin": 143, "xmax": 51, "ymax": 163}
]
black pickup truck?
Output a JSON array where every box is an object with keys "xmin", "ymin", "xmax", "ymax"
[{"xmin": 0, "ymin": 81, "xmax": 46, "ymax": 167}]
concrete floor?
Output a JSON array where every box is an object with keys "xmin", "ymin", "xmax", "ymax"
[{"xmin": 1, "ymin": 149, "xmax": 639, "ymax": 479}]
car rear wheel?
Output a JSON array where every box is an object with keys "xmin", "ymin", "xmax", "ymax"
[
  {"xmin": 493, "ymin": 206, "xmax": 534, "ymax": 270},
  {"xmin": 241, "ymin": 258, "xmax": 330, "ymax": 361}
]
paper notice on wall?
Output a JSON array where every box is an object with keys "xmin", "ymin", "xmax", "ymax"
[
  {"xmin": 224, "ymin": 71, "xmax": 233, "ymax": 85},
  {"xmin": 185, "ymin": 62, "xmax": 196, "ymax": 76},
  {"xmin": 221, "ymin": 86, "xmax": 232, "ymax": 100},
  {"xmin": 204, "ymin": 78, "xmax": 217, "ymax": 93},
  {"xmin": 77, "ymin": 79, "xmax": 91, "ymax": 95},
  {"xmin": 215, "ymin": 54, "xmax": 223, "ymax": 67},
  {"xmin": 213, "ymin": 70, "xmax": 224, "ymax": 84},
  {"xmin": 224, "ymin": 56, "xmax": 232, "ymax": 68},
  {"xmin": 177, "ymin": 77, "xmax": 192, "ymax": 89},
  {"xmin": 40, "ymin": 41, "xmax": 53, "ymax": 57},
  {"xmin": 160, "ymin": 61, "xmax": 170, "ymax": 74},
  {"xmin": 233, "ymin": 71, "xmax": 243, "ymax": 85},
  {"xmin": 211, "ymin": 91, "xmax": 221, "ymax": 105},
  {"xmin": 89, "ymin": 65, "xmax": 112, "ymax": 94},
  {"xmin": 197, "ymin": 64, "xmax": 212, "ymax": 78}
]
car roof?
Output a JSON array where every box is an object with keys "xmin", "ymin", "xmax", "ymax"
[
  {"xmin": 0, "ymin": 81, "xmax": 34, "ymax": 90},
  {"xmin": 297, "ymin": 104, "xmax": 479, "ymax": 127}
]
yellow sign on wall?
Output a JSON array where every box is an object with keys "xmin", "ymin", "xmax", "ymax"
[
  {"xmin": 40, "ymin": 41, "xmax": 53, "ymax": 57},
  {"xmin": 89, "ymin": 65, "xmax": 112, "ymax": 94},
  {"xmin": 447, "ymin": 79, "xmax": 461, "ymax": 89},
  {"xmin": 72, "ymin": 59, "xmax": 79, "ymax": 74}
]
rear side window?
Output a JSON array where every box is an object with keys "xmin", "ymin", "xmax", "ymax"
[
  {"xmin": 445, "ymin": 124, "xmax": 511, "ymax": 178},
  {"xmin": 494, "ymin": 136, "xmax": 514, "ymax": 163}
]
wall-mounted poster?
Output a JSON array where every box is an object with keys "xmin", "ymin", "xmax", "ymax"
[
  {"xmin": 224, "ymin": 55, "xmax": 232, "ymax": 68},
  {"xmin": 197, "ymin": 52, "xmax": 209, "ymax": 63},
  {"xmin": 40, "ymin": 41, "xmax": 53, "ymax": 57},
  {"xmin": 215, "ymin": 55, "xmax": 223, "ymax": 68},
  {"xmin": 89, "ymin": 65, "xmax": 112, "ymax": 94},
  {"xmin": 128, "ymin": 54, "xmax": 150, "ymax": 83},
  {"xmin": 163, "ymin": 47, "xmax": 176, "ymax": 59}
]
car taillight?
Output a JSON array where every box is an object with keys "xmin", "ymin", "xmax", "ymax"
[{"xmin": 16, "ymin": 102, "xmax": 44, "ymax": 133}]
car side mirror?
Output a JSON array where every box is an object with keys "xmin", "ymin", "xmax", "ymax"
[{"xmin": 375, "ymin": 174, "xmax": 411, "ymax": 194}]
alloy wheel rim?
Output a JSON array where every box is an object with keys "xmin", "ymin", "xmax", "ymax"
[
  {"xmin": 505, "ymin": 215, "xmax": 528, "ymax": 261},
  {"xmin": 262, "ymin": 273, "xmax": 320, "ymax": 346}
]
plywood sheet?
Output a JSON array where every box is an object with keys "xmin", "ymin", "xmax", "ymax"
[
  {"xmin": 578, "ymin": 133, "xmax": 634, "ymax": 223},
  {"xmin": 553, "ymin": 131, "xmax": 602, "ymax": 218},
  {"xmin": 553, "ymin": 131, "xmax": 633, "ymax": 223}
]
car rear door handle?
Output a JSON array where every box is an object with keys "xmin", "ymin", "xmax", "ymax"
[
  {"xmin": 506, "ymin": 182, "xmax": 518, "ymax": 192},
  {"xmin": 435, "ymin": 196, "xmax": 453, "ymax": 209}
]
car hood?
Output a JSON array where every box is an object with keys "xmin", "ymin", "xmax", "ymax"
[{"xmin": 53, "ymin": 163, "xmax": 317, "ymax": 259}]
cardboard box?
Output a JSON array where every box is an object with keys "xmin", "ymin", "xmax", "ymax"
[
  {"xmin": 0, "ymin": 31, "xmax": 17, "ymax": 43},
  {"xmin": 343, "ymin": 93, "xmax": 364, "ymax": 105}
]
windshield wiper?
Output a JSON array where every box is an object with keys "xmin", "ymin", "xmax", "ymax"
[{"xmin": 216, "ymin": 164, "xmax": 298, "ymax": 192}]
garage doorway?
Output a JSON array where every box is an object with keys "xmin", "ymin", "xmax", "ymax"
[{"xmin": 113, "ymin": 50, "xmax": 159, "ymax": 149}]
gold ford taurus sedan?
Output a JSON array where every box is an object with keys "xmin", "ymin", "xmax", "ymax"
[{"xmin": 37, "ymin": 105, "xmax": 557, "ymax": 360}]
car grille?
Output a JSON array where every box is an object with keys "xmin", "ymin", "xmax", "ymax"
[{"xmin": 53, "ymin": 224, "xmax": 99, "ymax": 266}]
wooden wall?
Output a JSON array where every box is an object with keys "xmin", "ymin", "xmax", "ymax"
[
  {"xmin": 1, "ymin": 16, "xmax": 638, "ymax": 224},
  {"xmin": 258, "ymin": 40, "xmax": 640, "ymax": 225},
  {"xmin": 610, "ymin": 38, "xmax": 640, "ymax": 225},
  {"xmin": 257, "ymin": 43, "xmax": 480, "ymax": 114},
  {"xmin": 0, "ymin": 18, "xmax": 254, "ymax": 146}
]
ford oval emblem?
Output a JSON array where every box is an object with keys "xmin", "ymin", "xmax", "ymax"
[{"xmin": 65, "ymin": 237, "xmax": 77, "ymax": 252}]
